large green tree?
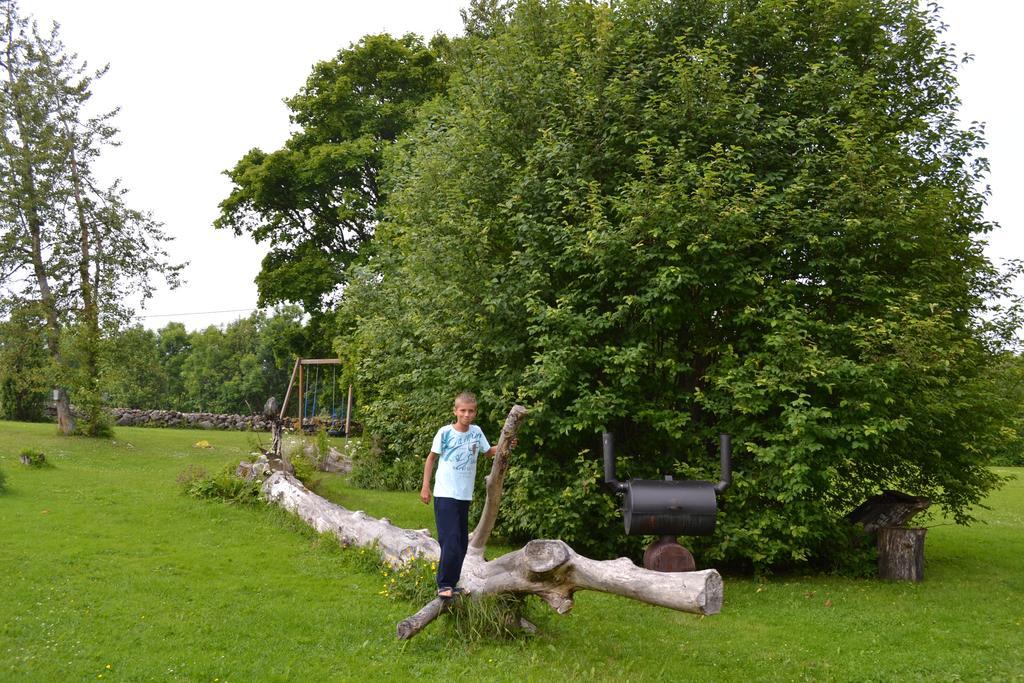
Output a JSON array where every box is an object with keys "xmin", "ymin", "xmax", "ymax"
[
  {"xmin": 339, "ymin": 0, "xmax": 1020, "ymax": 569},
  {"xmin": 215, "ymin": 33, "xmax": 450, "ymax": 326},
  {"xmin": 0, "ymin": 0, "xmax": 180, "ymax": 434}
]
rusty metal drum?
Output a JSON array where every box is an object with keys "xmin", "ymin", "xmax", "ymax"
[
  {"xmin": 643, "ymin": 536, "xmax": 697, "ymax": 572},
  {"xmin": 622, "ymin": 479, "xmax": 717, "ymax": 536}
]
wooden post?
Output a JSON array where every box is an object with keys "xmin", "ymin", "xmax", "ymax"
[
  {"xmin": 298, "ymin": 362, "xmax": 304, "ymax": 429},
  {"xmin": 279, "ymin": 359, "xmax": 300, "ymax": 421},
  {"xmin": 345, "ymin": 384, "xmax": 353, "ymax": 437},
  {"xmin": 878, "ymin": 527, "xmax": 927, "ymax": 582}
]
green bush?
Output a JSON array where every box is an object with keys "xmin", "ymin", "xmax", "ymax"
[
  {"xmin": 315, "ymin": 427, "xmax": 330, "ymax": 465},
  {"xmin": 348, "ymin": 441, "xmax": 422, "ymax": 492},
  {"xmin": 0, "ymin": 307, "xmax": 49, "ymax": 422},
  {"xmin": 18, "ymin": 448, "xmax": 48, "ymax": 468},
  {"xmin": 77, "ymin": 403, "xmax": 114, "ymax": 438},
  {"xmin": 289, "ymin": 447, "xmax": 317, "ymax": 485},
  {"xmin": 0, "ymin": 373, "xmax": 47, "ymax": 422},
  {"xmin": 177, "ymin": 464, "xmax": 262, "ymax": 505}
]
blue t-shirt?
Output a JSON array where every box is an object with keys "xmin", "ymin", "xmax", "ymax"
[{"xmin": 431, "ymin": 424, "xmax": 491, "ymax": 501}]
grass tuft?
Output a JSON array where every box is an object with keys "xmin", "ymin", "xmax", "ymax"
[
  {"xmin": 444, "ymin": 593, "xmax": 543, "ymax": 642},
  {"xmin": 177, "ymin": 461, "xmax": 262, "ymax": 504},
  {"xmin": 18, "ymin": 448, "xmax": 49, "ymax": 468}
]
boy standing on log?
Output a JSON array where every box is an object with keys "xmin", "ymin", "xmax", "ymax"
[{"xmin": 420, "ymin": 392, "xmax": 508, "ymax": 599}]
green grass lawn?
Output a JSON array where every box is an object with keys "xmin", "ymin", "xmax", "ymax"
[{"xmin": 2, "ymin": 421, "xmax": 1022, "ymax": 682}]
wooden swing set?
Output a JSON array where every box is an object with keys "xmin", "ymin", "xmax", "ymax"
[{"xmin": 279, "ymin": 358, "xmax": 354, "ymax": 435}]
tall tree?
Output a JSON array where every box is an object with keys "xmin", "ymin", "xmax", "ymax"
[
  {"xmin": 0, "ymin": 301, "xmax": 48, "ymax": 420},
  {"xmin": 340, "ymin": 0, "xmax": 1021, "ymax": 569},
  {"xmin": 155, "ymin": 321, "xmax": 191, "ymax": 410},
  {"xmin": 0, "ymin": 0, "xmax": 180, "ymax": 434},
  {"xmin": 99, "ymin": 324, "xmax": 167, "ymax": 410},
  {"xmin": 215, "ymin": 33, "xmax": 450, "ymax": 325}
]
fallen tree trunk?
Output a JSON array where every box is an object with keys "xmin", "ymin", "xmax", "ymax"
[
  {"xmin": 262, "ymin": 471, "xmax": 438, "ymax": 567},
  {"xmin": 258, "ymin": 405, "xmax": 724, "ymax": 640}
]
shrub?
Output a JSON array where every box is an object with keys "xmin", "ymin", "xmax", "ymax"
[
  {"xmin": 290, "ymin": 448, "xmax": 317, "ymax": 485},
  {"xmin": 18, "ymin": 448, "xmax": 49, "ymax": 468},
  {"xmin": 178, "ymin": 463, "xmax": 262, "ymax": 504},
  {"xmin": 348, "ymin": 441, "xmax": 422, "ymax": 491},
  {"xmin": 77, "ymin": 399, "xmax": 114, "ymax": 438},
  {"xmin": 315, "ymin": 427, "xmax": 330, "ymax": 465}
]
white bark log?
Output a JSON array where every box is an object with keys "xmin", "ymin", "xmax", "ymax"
[
  {"xmin": 465, "ymin": 540, "xmax": 722, "ymax": 615},
  {"xmin": 262, "ymin": 471, "xmax": 439, "ymax": 567},
  {"xmin": 469, "ymin": 404, "xmax": 528, "ymax": 550}
]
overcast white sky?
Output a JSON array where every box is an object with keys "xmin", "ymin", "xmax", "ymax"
[{"xmin": 16, "ymin": 1, "xmax": 1024, "ymax": 331}]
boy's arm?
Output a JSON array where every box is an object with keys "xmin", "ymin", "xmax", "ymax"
[{"xmin": 420, "ymin": 451, "xmax": 438, "ymax": 504}]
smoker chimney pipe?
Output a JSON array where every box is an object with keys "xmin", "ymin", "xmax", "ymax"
[
  {"xmin": 715, "ymin": 433, "xmax": 732, "ymax": 494},
  {"xmin": 602, "ymin": 431, "xmax": 627, "ymax": 494}
]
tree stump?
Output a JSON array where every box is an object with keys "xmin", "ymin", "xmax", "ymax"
[
  {"xmin": 263, "ymin": 397, "xmax": 283, "ymax": 460},
  {"xmin": 848, "ymin": 490, "xmax": 931, "ymax": 533},
  {"xmin": 877, "ymin": 527, "xmax": 927, "ymax": 582}
]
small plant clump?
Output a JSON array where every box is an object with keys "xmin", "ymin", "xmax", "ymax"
[
  {"xmin": 0, "ymin": 466, "xmax": 7, "ymax": 493},
  {"xmin": 290, "ymin": 449, "xmax": 316, "ymax": 484},
  {"xmin": 374, "ymin": 553, "xmax": 542, "ymax": 642},
  {"xmin": 177, "ymin": 463, "xmax": 262, "ymax": 504},
  {"xmin": 19, "ymin": 448, "xmax": 49, "ymax": 468},
  {"xmin": 445, "ymin": 594, "xmax": 536, "ymax": 642},
  {"xmin": 379, "ymin": 555, "xmax": 437, "ymax": 604},
  {"xmin": 315, "ymin": 426, "xmax": 330, "ymax": 466},
  {"xmin": 348, "ymin": 441, "xmax": 421, "ymax": 491}
]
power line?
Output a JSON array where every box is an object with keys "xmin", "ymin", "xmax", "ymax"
[{"xmin": 138, "ymin": 307, "xmax": 256, "ymax": 319}]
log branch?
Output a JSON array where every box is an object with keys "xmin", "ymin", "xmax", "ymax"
[
  {"xmin": 396, "ymin": 597, "xmax": 449, "ymax": 640},
  {"xmin": 469, "ymin": 404, "xmax": 528, "ymax": 552}
]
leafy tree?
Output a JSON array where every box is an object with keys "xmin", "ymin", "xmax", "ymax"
[
  {"xmin": 178, "ymin": 308, "xmax": 308, "ymax": 415},
  {"xmin": 215, "ymin": 33, "xmax": 450, "ymax": 324},
  {"xmin": 100, "ymin": 325, "xmax": 168, "ymax": 410},
  {"xmin": 0, "ymin": 302, "xmax": 48, "ymax": 420},
  {"xmin": 155, "ymin": 321, "xmax": 191, "ymax": 410},
  {"xmin": 0, "ymin": 1, "xmax": 180, "ymax": 434},
  {"xmin": 339, "ymin": 0, "xmax": 1021, "ymax": 569},
  {"xmin": 180, "ymin": 322, "xmax": 259, "ymax": 414}
]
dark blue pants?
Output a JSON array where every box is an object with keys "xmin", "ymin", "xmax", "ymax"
[{"xmin": 434, "ymin": 496, "xmax": 470, "ymax": 590}]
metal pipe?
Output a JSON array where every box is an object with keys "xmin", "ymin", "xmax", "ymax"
[
  {"xmin": 714, "ymin": 433, "xmax": 732, "ymax": 494},
  {"xmin": 602, "ymin": 431, "xmax": 627, "ymax": 493}
]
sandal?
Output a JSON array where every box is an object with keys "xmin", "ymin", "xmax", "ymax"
[{"xmin": 437, "ymin": 587, "xmax": 454, "ymax": 599}]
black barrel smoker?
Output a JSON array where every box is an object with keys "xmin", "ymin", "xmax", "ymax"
[{"xmin": 603, "ymin": 432, "xmax": 732, "ymax": 572}]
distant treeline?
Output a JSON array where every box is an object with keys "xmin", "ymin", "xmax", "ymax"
[{"xmin": 0, "ymin": 306, "xmax": 334, "ymax": 420}]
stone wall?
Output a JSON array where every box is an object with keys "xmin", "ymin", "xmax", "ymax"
[{"xmin": 109, "ymin": 408, "xmax": 276, "ymax": 431}]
